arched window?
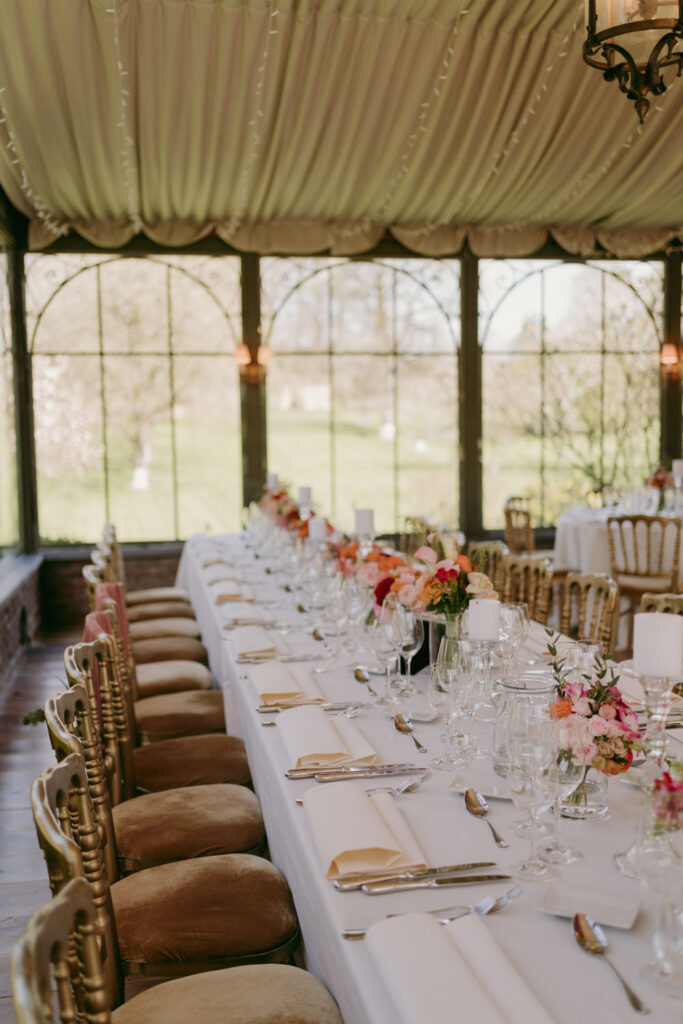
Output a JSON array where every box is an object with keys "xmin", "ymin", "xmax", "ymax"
[
  {"xmin": 480, "ymin": 259, "xmax": 662, "ymax": 529},
  {"xmin": 26, "ymin": 254, "xmax": 242, "ymax": 542},
  {"xmin": 261, "ymin": 257, "xmax": 460, "ymax": 534}
]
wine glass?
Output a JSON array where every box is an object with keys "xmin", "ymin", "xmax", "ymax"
[
  {"xmin": 397, "ymin": 611, "xmax": 424, "ymax": 696},
  {"xmin": 508, "ymin": 707, "xmax": 557, "ymax": 881},
  {"xmin": 427, "ymin": 637, "xmax": 468, "ymax": 772},
  {"xmin": 368, "ymin": 608, "xmax": 401, "ymax": 706},
  {"xmin": 538, "ymin": 720, "xmax": 585, "ymax": 865}
]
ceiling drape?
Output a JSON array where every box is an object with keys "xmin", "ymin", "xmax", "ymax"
[{"xmin": 0, "ymin": 0, "xmax": 680, "ymax": 255}]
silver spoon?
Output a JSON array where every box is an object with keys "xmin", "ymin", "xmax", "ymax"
[
  {"xmin": 342, "ymin": 885, "xmax": 522, "ymax": 940},
  {"xmin": 394, "ymin": 713, "xmax": 427, "ymax": 753},
  {"xmin": 464, "ymin": 788, "xmax": 509, "ymax": 848},
  {"xmin": 573, "ymin": 914, "xmax": 649, "ymax": 1014},
  {"xmin": 354, "ymin": 667, "xmax": 378, "ymax": 698}
]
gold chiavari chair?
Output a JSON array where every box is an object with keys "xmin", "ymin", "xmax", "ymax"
[
  {"xmin": 607, "ymin": 514, "xmax": 681, "ymax": 647},
  {"xmin": 504, "ymin": 497, "xmax": 534, "ymax": 555},
  {"xmin": 46, "ymin": 673, "xmax": 263, "ymax": 873},
  {"xmin": 30, "ymin": 754, "xmax": 301, "ymax": 987},
  {"xmin": 640, "ymin": 592, "xmax": 683, "ymax": 614},
  {"xmin": 12, "ymin": 877, "xmax": 343, "ymax": 1024},
  {"xmin": 559, "ymin": 573, "xmax": 619, "ymax": 656},
  {"xmin": 466, "ymin": 540, "xmax": 509, "ymax": 594},
  {"xmin": 94, "ymin": 544, "xmax": 196, "ymax": 625},
  {"xmin": 102, "ymin": 523, "xmax": 192, "ymax": 611},
  {"xmin": 501, "ymin": 555, "xmax": 553, "ymax": 624}
]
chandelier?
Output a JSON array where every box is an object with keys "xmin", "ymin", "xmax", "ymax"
[{"xmin": 583, "ymin": 1, "xmax": 683, "ymax": 121}]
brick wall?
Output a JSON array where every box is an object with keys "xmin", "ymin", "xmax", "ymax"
[
  {"xmin": 0, "ymin": 557, "xmax": 41, "ymax": 682},
  {"xmin": 39, "ymin": 547, "xmax": 182, "ymax": 630}
]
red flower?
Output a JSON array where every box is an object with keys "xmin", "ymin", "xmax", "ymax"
[
  {"xmin": 434, "ymin": 567, "xmax": 458, "ymax": 585},
  {"xmin": 374, "ymin": 576, "xmax": 394, "ymax": 606}
]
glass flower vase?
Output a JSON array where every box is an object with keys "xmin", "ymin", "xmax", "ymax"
[
  {"xmin": 428, "ymin": 612, "xmax": 463, "ymax": 668},
  {"xmin": 561, "ymin": 766, "xmax": 609, "ymax": 821}
]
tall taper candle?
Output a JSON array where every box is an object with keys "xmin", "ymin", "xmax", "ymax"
[{"xmin": 633, "ymin": 612, "xmax": 683, "ymax": 678}]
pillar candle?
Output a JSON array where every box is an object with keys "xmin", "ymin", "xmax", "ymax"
[
  {"xmin": 633, "ymin": 612, "xmax": 683, "ymax": 678},
  {"xmin": 298, "ymin": 486, "xmax": 312, "ymax": 507},
  {"xmin": 468, "ymin": 599, "xmax": 501, "ymax": 641},
  {"xmin": 307, "ymin": 516, "xmax": 327, "ymax": 543},
  {"xmin": 355, "ymin": 508, "xmax": 375, "ymax": 536},
  {"xmin": 266, "ymin": 472, "xmax": 279, "ymax": 489},
  {"xmin": 673, "ymin": 460, "xmax": 683, "ymax": 480}
]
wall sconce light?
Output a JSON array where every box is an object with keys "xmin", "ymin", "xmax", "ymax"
[
  {"xmin": 257, "ymin": 345, "xmax": 273, "ymax": 367},
  {"xmin": 233, "ymin": 343, "xmax": 251, "ymax": 366},
  {"xmin": 233, "ymin": 343, "xmax": 273, "ymax": 383},
  {"xmin": 661, "ymin": 341, "xmax": 681, "ymax": 379}
]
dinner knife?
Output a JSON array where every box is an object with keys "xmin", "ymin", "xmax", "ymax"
[
  {"xmin": 333, "ymin": 862, "xmax": 496, "ymax": 892},
  {"xmin": 315, "ymin": 766, "xmax": 423, "ymax": 783},
  {"xmin": 362, "ymin": 872, "xmax": 512, "ymax": 895},
  {"xmin": 285, "ymin": 764, "xmax": 415, "ymax": 780},
  {"xmin": 257, "ymin": 701, "xmax": 354, "ymax": 714}
]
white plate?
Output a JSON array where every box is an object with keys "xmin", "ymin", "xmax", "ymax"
[{"xmin": 537, "ymin": 882, "xmax": 639, "ymax": 930}]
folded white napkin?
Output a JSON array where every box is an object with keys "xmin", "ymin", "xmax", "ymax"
[
  {"xmin": 366, "ymin": 912, "xmax": 556, "ymax": 1024},
  {"xmin": 302, "ymin": 780, "xmax": 425, "ymax": 879},
  {"xmin": 220, "ymin": 601, "xmax": 265, "ymax": 624},
  {"xmin": 231, "ymin": 625, "xmax": 287, "ymax": 658},
  {"xmin": 279, "ymin": 706, "xmax": 377, "ymax": 769},
  {"xmin": 617, "ymin": 669, "xmax": 683, "ymax": 712},
  {"xmin": 203, "ymin": 557, "xmax": 231, "ymax": 569},
  {"xmin": 524, "ymin": 623, "xmax": 555, "ymax": 657},
  {"xmin": 211, "ymin": 580, "xmax": 254, "ymax": 602},
  {"xmin": 248, "ymin": 663, "xmax": 324, "ymax": 705}
]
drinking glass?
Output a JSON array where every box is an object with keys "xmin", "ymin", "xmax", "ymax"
[
  {"xmin": 427, "ymin": 637, "xmax": 468, "ymax": 772},
  {"xmin": 368, "ymin": 608, "xmax": 401, "ymax": 706},
  {"xmin": 539, "ymin": 722, "xmax": 585, "ymax": 865},
  {"xmin": 397, "ymin": 611, "xmax": 424, "ymax": 696},
  {"xmin": 508, "ymin": 707, "xmax": 557, "ymax": 881}
]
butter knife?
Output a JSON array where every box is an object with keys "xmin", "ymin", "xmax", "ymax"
[
  {"xmin": 257, "ymin": 702, "xmax": 354, "ymax": 714},
  {"xmin": 285, "ymin": 764, "xmax": 415, "ymax": 780},
  {"xmin": 362, "ymin": 872, "xmax": 511, "ymax": 895},
  {"xmin": 333, "ymin": 862, "xmax": 496, "ymax": 892},
  {"xmin": 315, "ymin": 766, "xmax": 422, "ymax": 783}
]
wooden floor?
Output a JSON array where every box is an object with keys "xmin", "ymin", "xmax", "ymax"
[{"xmin": 0, "ymin": 630, "xmax": 80, "ymax": 1024}]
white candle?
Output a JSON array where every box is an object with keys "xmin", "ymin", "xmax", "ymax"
[
  {"xmin": 298, "ymin": 486, "xmax": 312, "ymax": 507},
  {"xmin": 468, "ymin": 599, "xmax": 501, "ymax": 641},
  {"xmin": 673, "ymin": 460, "xmax": 683, "ymax": 481},
  {"xmin": 355, "ymin": 508, "xmax": 375, "ymax": 536},
  {"xmin": 633, "ymin": 612, "xmax": 683, "ymax": 678},
  {"xmin": 266, "ymin": 472, "xmax": 279, "ymax": 489},
  {"xmin": 307, "ymin": 516, "xmax": 327, "ymax": 543}
]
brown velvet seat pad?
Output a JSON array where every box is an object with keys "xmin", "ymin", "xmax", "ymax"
[
  {"xmin": 111, "ymin": 854, "xmax": 298, "ymax": 964},
  {"xmin": 129, "ymin": 617, "xmax": 202, "ymax": 641},
  {"xmin": 132, "ymin": 635, "xmax": 208, "ymax": 665},
  {"xmin": 134, "ymin": 690, "xmax": 225, "ymax": 739},
  {"xmin": 127, "ymin": 601, "xmax": 196, "ymax": 623},
  {"xmin": 127, "ymin": 586, "xmax": 190, "ymax": 606},
  {"xmin": 112, "ymin": 963, "xmax": 343, "ymax": 1024},
  {"xmin": 111, "ymin": 784, "xmax": 264, "ymax": 868},
  {"xmin": 135, "ymin": 659, "xmax": 212, "ymax": 698},
  {"xmin": 133, "ymin": 733, "xmax": 250, "ymax": 791}
]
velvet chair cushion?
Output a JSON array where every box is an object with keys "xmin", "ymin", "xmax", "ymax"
[
  {"xmin": 111, "ymin": 784, "xmax": 264, "ymax": 869},
  {"xmin": 129, "ymin": 617, "xmax": 202, "ymax": 641},
  {"xmin": 133, "ymin": 733, "xmax": 250, "ymax": 791},
  {"xmin": 127, "ymin": 601, "xmax": 196, "ymax": 623},
  {"xmin": 132, "ymin": 635, "xmax": 208, "ymax": 665},
  {"xmin": 112, "ymin": 964, "xmax": 343, "ymax": 1024},
  {"xmin": 134, "ymin": 690, "xmax": 225, "ymax": 740},
  {"xmin": 127, "ymin": 586, "xmax": 190, "ymax": 605},
  {"xmin": 135, "ymin": 659, "xmax": 212, "ymax": 698},
  {"xmin": 111, "ymin": 854, "xmax": 298, "ymax": 964}
]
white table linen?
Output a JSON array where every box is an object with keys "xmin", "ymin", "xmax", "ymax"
[{"xmin": 177, "ymin": 534, "xmax": 678, "ymax": 1024}]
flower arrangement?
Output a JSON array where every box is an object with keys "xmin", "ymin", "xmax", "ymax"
[
  {"xmin": 646, "ymin": 466, "xmax": 672, "ymax": 489},
  {"xmin": 401, "ymin": 544, "xmax": 497, "ymax": 616},
  {"xmin": 547, "ymin": 636, "xmax": 641, "ymax": 787}
]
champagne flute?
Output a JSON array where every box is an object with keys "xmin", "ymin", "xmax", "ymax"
[{"xmin": 508, "ymin": 707, "xmax": 557, "ymax": 881}]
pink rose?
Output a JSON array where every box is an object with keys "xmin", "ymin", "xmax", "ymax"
[
  {"xmin": 598, "ymin": 703, "xmax": 617, "ymax": 721},
  {"xmin": 573, "ymin": 697, "xmax": 593, "ymax": 717},
  {"xmin": 587, "ymin": 716, "xmax": 608, "ymax": 737},
  {"xmin": 356, "ymin": 562, "xmax": 381, "ymax": 587},
  {"xmin": 564, "ymin": 680, "xmax": 584, "ymax": 701},
  {"xmin": 466, "ymin": 572, "xmax": 496, "ymax": 598},
  {"xmin": 414, "ymin": 546, "xmax": 438, "ymax": 566},
  {"xmin": 398, "ymin": 581, "xmax": 423, "ymax": 608},
  {"xmin": 602, "ymin": 718, "xmax": 625, "ymax": 738},
  {"xmin": 571, "ymin": 740, "xmax": 599, "ymax": 766}
]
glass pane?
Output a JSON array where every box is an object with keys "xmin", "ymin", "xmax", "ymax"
[
  {"xmin": 263, "ymin": 257, "xmax": 331, "ymax": 353},
  {"xmin": 162, "ymin": 257, "xmax": 241, "ymax": 353},
  {"xmin": 100, "ymin": 260, "xmax": 168, "ymax": 354},
  {"xmin": 174, "ymin": 356, "xmax": 241, "ymax": 535},
  {"xmin": 26, "ymin": 255, "xmax": 100, "ymax": 354},
  {"xmin": 104, "ymin": 355, "xmax": 175, "ymax": 540},
  {"xmin": 33, "ymin": 354, "xmax": 106, "ymax": 542},
  {"xmin": 397, "ymin": 355, "xmax": 458, "ymax": 527},
  {"xmin": 267, "ymin": 354, "xmax": 332, "ymax": 513}
]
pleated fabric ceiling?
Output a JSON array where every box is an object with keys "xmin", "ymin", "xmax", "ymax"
[{"xmin": 0, "ymin": 0, "xmax": 681, "ymax": 255}]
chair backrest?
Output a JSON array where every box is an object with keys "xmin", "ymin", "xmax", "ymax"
[
  {"xmin": 102, "ymin": 525, "xmax": 126, "ymax": 589},
  {"xmin": 397, "ymin": 516, "xmax": 430, "ymax": 556},
  {"xmin": 12, "ymin": 877, "xmax": 112, "ymax": 1024},
  {"xmin": 560, "ymin": 573, "xmax": 619, "ymax": 655},
  {"xmin": 44, "ymin": 681, "xmax": 120, "ymax": 883},
  {"xmin": 466, "ymin": 540, "xmax": 509, "ymax": 593},
  {"xmin": 65, "ymin": 631, "xmax": 137, "ymax": 803},
  {"xmin": 607, "ymin": 515, "xmax": 681, "ymax": 589},
  {"xmin": 30, "ymin": 754, "xmax": 123, "ymax": 1007},
  {"xmin": 503, "ymin": 497, "xmax": 534, "ymax": 555},
  {"xmin": 640, "ymin": 592, "xmax": 683, "ymax": 614},
  {"xmin": 502, "ymin": 556, "xmax": 552, "ymax": 624},
  {"xmin": 82, "ymin": 562, "xmax": 107, "ymax": 612}
]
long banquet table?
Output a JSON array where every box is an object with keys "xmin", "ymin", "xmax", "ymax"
[{"xmin": 177, "ymin": 534, "xmax": 681, "ymax": 1024}]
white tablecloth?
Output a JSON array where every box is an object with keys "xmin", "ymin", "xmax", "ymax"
[{"xmin": 177, "ymin": 534, "xmax": 679, "ymax": 1024}]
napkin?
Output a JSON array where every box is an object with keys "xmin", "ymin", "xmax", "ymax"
[
  {"xmin": 203, "ymin": 557, "xmax": 231, "ymax": 569},
  {"xmin": 220, "ymin": 601, "xmax": 265, "ymax": 624},
  {"xmin": 366, "ymin": 912, "xmax": 556, "ymax": 1024},
  {"xmin": 231, "ymin": 625, "xmax": 286, "ymax": 658},
  {"xmin": 302, "ymin": 780, "xmax": 425, "ymax": 879},
  {"xmin": 524, "ymin": 623, "xmax": 555, "ymax": 658},
  {"xmin": 212, "ymin": 581, "xmax": 254, "ymax": 602},
  {"xmin": 617, "ymin": 668, "xmax": 683, "ymax": 712},
  {"xmin": 248, "ymin": 662, "xmax": 324, "ymax": 704},
  {"xmin": 279, "ymin": 706, "xmax": 377, "ymax": 769}
]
